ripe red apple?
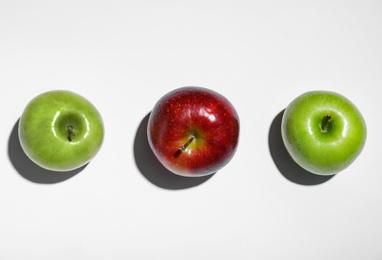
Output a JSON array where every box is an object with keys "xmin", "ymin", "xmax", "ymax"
[{"xmin": 147, "ymin": 87, "xmax": 240, "ymax": 177}]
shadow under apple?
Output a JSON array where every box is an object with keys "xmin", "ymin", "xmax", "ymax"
[
  {"xmin": 269, "ymin": 110, "xmax": 334, "ymax": 185},
  {"xmin": 133, "ymin": 112, "xmax": 214, "ymax": 190},
  {"xmin": 8, "ymin": 119, "xmax": 85, "ymax": 184}
]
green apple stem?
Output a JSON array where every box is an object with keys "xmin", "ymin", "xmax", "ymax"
[
  {"xmin": 322, "ymin": 114, "xmax": 331, "ymax": 132},
  {"xmin": 67, "ymin": 126, "xmax": 75, "ymax": 141},
  {"xmin": 174, "ymin": 136, "xmax": 195, "ymax": 158}
]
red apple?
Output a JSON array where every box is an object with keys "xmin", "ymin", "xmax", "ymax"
[{"xmin": 147, "ymin": 87, "xmax": 239, "ymax": 177}]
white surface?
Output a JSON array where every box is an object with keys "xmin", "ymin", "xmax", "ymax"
[{"xmin": 1, "ymin": 0, "xmax": 382, "ymax": 259}]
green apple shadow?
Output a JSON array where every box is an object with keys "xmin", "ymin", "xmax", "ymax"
[
  {"xmin": 133, "ymin": 112, "xmax": 214, "ymax": 190},
  {"xmin": 269, "ymin": 110, "xmax": 335, "ymax": 185},
  {"xmin": 8, "ymin": 119, "xmax": 86, "ymax": 184}
]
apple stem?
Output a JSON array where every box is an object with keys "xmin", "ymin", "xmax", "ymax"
[
  {"xmin": 67, "ymin": 126, "xmax": 75, "ymax": 141},
  {"xmin": 174, "ymin": 136, "xmax": 195, "ymax": 158},
  {"xmin": 322, "ymin": 114, "xmax": 331, "ymax": 132}
]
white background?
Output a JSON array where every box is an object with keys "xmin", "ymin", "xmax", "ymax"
[{"xmin": 1, "ymin": 0, "xmax": 382, "ymax": 259}]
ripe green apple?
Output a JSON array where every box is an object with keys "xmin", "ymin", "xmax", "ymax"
[
  {"xmin": 19, "ymin": 90, "xmax": 104, "ymax": 172},
  {"xmin": 281, "ymin": 91, "xmax": 367, "ymax": 175}
]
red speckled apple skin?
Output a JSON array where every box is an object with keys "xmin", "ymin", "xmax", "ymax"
[{"xmin": 148, "ymin": 87, "xmax": 239, "ymax": 177}]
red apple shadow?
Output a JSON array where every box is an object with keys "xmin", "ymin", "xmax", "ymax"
[
  {"xmin": 133, "ymin": 112, "xmax": 214, "ymax": 190},
  {"xmin": 269, "ymin": 110, "xmax": 334, "ymax": 185},
  {"xmin": 8, "ymin": 119, "xmax": 85, "ymax": 184}
]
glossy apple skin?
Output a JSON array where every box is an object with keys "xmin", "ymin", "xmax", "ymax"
[
  {"xmin": 281, "ymin": 91, "xmax": 366, "ymax": 175},
  {"xmin": 19, "ymin": 90, "xmax": 104, "ymax": 172},
  {"xmin": 147, "ymin": 87, "xmax": 239, "ymax": 177}
]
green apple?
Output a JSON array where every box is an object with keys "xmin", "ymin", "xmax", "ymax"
[
  {"xmin": 19, "ymin": 90, "xmax": 104, "ymax": 172},
  {"xmin": 281, "ymin": 91, "xmax": 366, "ymax": 175}
]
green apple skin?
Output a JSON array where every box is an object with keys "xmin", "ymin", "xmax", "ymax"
[
  {"xmin": 281, "ymin": 91, "xmax": 367, "ymax": 175},
  {"xmin": 19, "ymin": 90, "xmax": 104, "ymax": 172}
]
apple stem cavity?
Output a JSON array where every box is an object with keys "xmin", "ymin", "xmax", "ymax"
[
  {"xmin": 174, "ymin": 136, "xmax": 195, "ymax": 158},
  {"xmin": 322, "ymin": 113, "xmax": 331, "ymax": 132},
  {"xmin": 67, "ymin": 126, "xmax": 75, "ymax": 142}
]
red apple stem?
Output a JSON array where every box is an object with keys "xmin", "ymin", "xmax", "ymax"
[
  {"xmin": 174, "ymin": 136, "xmax": 195, "ymax": 158},
  {"xmin": 67, "ymin": 126, "xmax": 75, "ymax": 140},
  {"xmin": 179, "ymin": 136, "xmax": 195, "ymax": 151},
  {"xmin": 322, "ymin": 114, "xmax": 331, "ymax": 132}
]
